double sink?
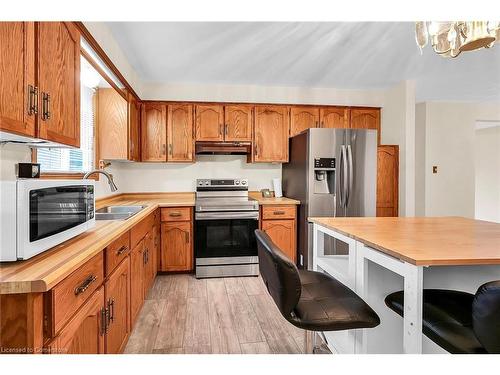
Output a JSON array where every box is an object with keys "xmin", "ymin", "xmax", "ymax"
[{"xmin": 95, "ymin": 205, "xmax": 147, "ymax": 221}]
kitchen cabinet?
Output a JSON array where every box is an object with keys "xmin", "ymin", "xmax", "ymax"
[
  {"xmin": 377, "ymin": 145, "xmax": 399, "ymax": 217},
  {"xmin": 104, "ymin": 257, "xmax": 130, "ymax": 354},
  {"xmin": 195, "ymin": 104, "xmax": 224, "ymax": 141},
  {"xmin": 260, "ymin": 205, "xmax": 297, "ymax": 263},
  {"xmin": 49, "ymin": 287, "xmax": 105, "ymax": 354},
  {"xmin": 37, "ymin": 22, "xmax": 81, "ymax": 147},
  {"xmin": 153, "ymin": 209, "xmax": 161, "ymax": 272},
  {"xmin": 350, "ymin": 108, "xmax": 380, "ymax": 143},
  {"xmin": 160, "ymin": 207, "xmax": 193, "ymax": 272},
  {"xmin": 128, "ymin": 94, "xmax": 141, "ymax": 161},
  {"xmin": 320, "ymin": 107, "xmax": 349, "ymax": 129},
  {"xmin": 143, "ymin": 231, "xmax": 156, "ymax": 294},
  {"xmin": 167, "ymin": 103, "xmax": 194, "ymax": 162},
  {"xmin": 0, "ymin": 22, "xmax": 36, "ymax": 137},
  {"xmin": 97, "ymin": 88, "xmax": 128, "ymax": 160},
  {"xmin": 290, "ymin": 106, "xmax": 319, "ymax": 137},
  {"xmin": 224, "ymin": 105, "xmax": 253, "ymax": 141},
  {"xmin": 254, "ymin": 105, "xmax": 290, "ymax": 163},
  {"xmin": 141, "ymin": 103, "xmax": 167, "ymax": 162},
  {"xmin": 130, "ymin": 239, "xmax": 145, "ymax": 325}
]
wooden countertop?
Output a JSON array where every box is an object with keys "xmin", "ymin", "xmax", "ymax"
[
  {"xmin": 308, "ymin": 217, "xmax": 500, "ymax": 266},
  {"xmin": 249, "ymin": 192, "xmax": 300, "ymax": 205},
  {"xmin": 0, "ymin": 192, "xmax": 299, "ymax": 294}
]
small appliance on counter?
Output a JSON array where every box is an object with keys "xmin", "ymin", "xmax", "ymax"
[
  {"xmin": 194, "ymin": 178, "xmax": 259, "ymax": 278},
  {"xmin": 0, "ymin": 179, "xmax": 95, "ymax": 262}
]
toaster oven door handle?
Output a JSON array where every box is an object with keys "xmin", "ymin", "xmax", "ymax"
[{"xmin": 195, "ymin": 211, "xmax": 259, "ymax": 220}]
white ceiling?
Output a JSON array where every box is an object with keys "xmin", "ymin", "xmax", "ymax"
[{"xmin": 106, "ymin": 22, "xmax": 500, "ymax": 102}]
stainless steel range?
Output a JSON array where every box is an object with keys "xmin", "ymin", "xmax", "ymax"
[{"xmin": 195, "ymin": 179, "xmax": 259, "ymax": 278}]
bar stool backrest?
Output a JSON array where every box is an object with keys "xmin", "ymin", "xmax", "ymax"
[
  {"xmin": 255, "ymin": 230, "xmax": 302, "ymax": 319},
  {"xmin": 472, "ymin": 280, "xmax": 500, "ymax": 353}
]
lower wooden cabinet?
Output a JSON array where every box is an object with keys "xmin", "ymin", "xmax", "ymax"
[
  {"xmin": 49, "ymin": 287, "xmax": 105, "ymax": 354},
  {"xmin": 377, "ymin": 145, "xmax": 399, "ymax": 217},
  {"xmin": 260, "ymin": 205, "xmax": 297, "ymax": 263},
  {"xmin": 130, "ymin": 239, "xmax": 145, "ymax": 325},
  {"xmin": 143, "ymin": 231, "xmax": 156, "ymax": 295},
  {"xmin": 160, "ymin": 221, "xmax": 193, "ymax": 272},
  {"xmin": 104, "ymin": 257, "xmax": 130, "ymax": 354}
]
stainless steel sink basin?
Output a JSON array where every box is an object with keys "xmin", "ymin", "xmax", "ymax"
[{"xmin": 95, "ymin": 205, "xmax": 147, "ymax": 220}]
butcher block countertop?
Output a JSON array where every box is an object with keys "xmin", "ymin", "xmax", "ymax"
[
  {"xmin": 0, "ymin": 192, "xmax": 299, "ymax": 294},
  {"xmin": 249, "ymin": 191, "xmax": 300, "ymax": 205},
  {"xmin": 308, "ymin": 216, "xmax": 500, "ymax": 266}
]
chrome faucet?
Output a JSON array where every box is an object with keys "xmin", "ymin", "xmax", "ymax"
[{"xmin": 83, "ymin": 169, "xmax": 118, "ymax": 192}]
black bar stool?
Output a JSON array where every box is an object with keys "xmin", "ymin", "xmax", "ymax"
[
  {"xmin": 385, "ymin": 281, "xmax": 500, "ymax": 354},
  {"xmin": 255, "ymin": 230, "xmax": 380, "ymax": 353}
]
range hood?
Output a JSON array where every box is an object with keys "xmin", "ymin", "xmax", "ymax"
[{"xmin": 195, "ymin": 141, "xmax": 252, "ymax": 155}]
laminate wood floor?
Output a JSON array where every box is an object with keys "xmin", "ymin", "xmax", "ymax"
[{"xmin": 124, "ymin": 274, "xmax": 308, "ymax": 354}]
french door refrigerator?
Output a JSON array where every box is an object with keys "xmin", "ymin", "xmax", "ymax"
[{"xmin": 282, "ymin": 128, "xmax": 377, "ymax": 269}]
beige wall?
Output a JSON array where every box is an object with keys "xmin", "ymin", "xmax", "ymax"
[
  {"xmin": 416, "ymin": 102, "xmax": 500, "ymax": 217},
  {"xmin": 474, "ymin": 124, "xmax": 500, "ymax": 222}
]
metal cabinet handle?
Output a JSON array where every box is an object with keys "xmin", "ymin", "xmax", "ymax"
[
  {"xmin": 28, "ymin": 85, "xmax": 38, "ymax": 115},
  {"xmin": 74, "ymin": 275, "xmax": 97, "ymax": 296},
  {"xmin": 100, "ymin": 307, "xmax": 107, "ymax": 336},
  {"xmin": 273, "ymin": 211, "xmax": 286, "ymax": 215},
  {"xmin": 116, "ymin": 245, "xmax": 128, "ymax": 255},
  {"xmin": 108, "ymin": 298, "xmax": 115, "ymax": 323},
  {"xmin": 254, "ymin": 144, "xmax": 259, "ymax": 156},
  {"xmin": 169, "ymin": 212, "xmax": 182, "ymax": 217},
  {"xmin": 224, "ymin": 124, "xmax": 228, "ymax": 136},
  {"xmin": 41, "ymin": 92, "xmax": 50, "ymax": 120},
  {"xmin": 168, "ymin": 144, "xmax": 173, "ymax": 155},
  {"xmin": 219, "ymin": 124, "xmax": 223, "ymax": 136}
]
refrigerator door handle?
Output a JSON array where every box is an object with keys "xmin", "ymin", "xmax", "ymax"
[
  {"xmin": 346, "ymin": 144, "xmax": 354, "ymax": 208},
  {"xmin": 339, "ymin": 145, "xmax": 348, "ymax": 208}
]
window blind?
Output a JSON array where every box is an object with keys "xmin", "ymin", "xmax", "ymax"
[{"xmin": 38, "ymin": 84, "xmax": 95, "ymax": 173}]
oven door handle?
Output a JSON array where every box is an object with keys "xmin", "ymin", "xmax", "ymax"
[{"xmin": 195, "ymin": 211, "xmax": 259, "ymax": 220}]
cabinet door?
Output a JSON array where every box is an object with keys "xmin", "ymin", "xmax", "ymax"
[
  {"xmin": 290, "ymin": 106, "xmax": 319, "ymax": 137},
  {"xmin": 261, "ymin": 220, "xmax": 296, "ymax": 263},
  {"xmin": 254, "ymin": 105, "xmax": 289, "ymax": 163},
  {"xmin": 160, "ymin": 222, "xmax": 192, "ymax": 272},
  {"xmin": 167, "ymin": 104, "xmax": 194, "ymax": 162},
  {"xmin": 141, "ymin": 103, "xmax": 167, "ymax": 162},
  {"xmin": 128, "ymin": 95, "xmax": 141, "ymax": 161},
  {"xmin": 97, "ymin": 88, "xmax": 128, "ymax": 160},
  {"xmin": 51, "ymin": 287, "xmax": 105, "ymax": 354},
  {"xmin": 320, "ymin": 107, "xmax": 349, "ymax": 129},
  {"xmin": 377, "ymin": 145, "xmax": 399, "ymax": 217},
  {"xmin": 130, "ymin": 240, "xmax": 144, "ymax": 325},
  {"xmin": 224, "ymin": 105, "xmax": 253, "ymax": 141},
  {"xmin": 195, "ymin": 104, "xmax": 224, "ymax": 141},
  {"xmin": 105, "ymin": 257, "xmax": 130, "ymax": 354},
  {"xmin": 37, "ymin": 22, "xmax": 80, "ymax": 147},
  {"xmin": 0, "ymin": 22, "xmax": 35, "ymax": 137},
  {"xmin": 350, "ymin": 108, "xmax": 380, "ymax": 143}
]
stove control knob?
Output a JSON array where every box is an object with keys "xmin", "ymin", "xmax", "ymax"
[
  {"xmin": 241, "ymin": 180, "xmax": 247, "ymax": 185},
  {"xmin": 235, "ymin": 180, "xmax": 240, "ymax": 185},
  {"xmin": 198, "ymin": 181, "xmax": 203, "ymax": 185},
  {"xmin": 205, "ymin": 181, "xmax": 209, "ymax": 185}
]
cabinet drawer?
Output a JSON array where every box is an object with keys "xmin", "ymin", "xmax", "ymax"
[
  {"xmin": 261, "ymin": 205, "xmax": 296, "ymax": 220},
  {"xmin": 131, "ymin": 213, "xmax": 154, "ymax": 249},
  {"xmin": 50, "ymin": 252, "xmax": 104, "ymax": 335},
  {"xmin": 161, "ymin": 207, "xmax": 192, "ymax": 222},
  {"xmin": 105, "ymin": 231, "xmax": 131, "ymax": 276}
]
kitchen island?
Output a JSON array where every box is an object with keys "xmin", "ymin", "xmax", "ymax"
[{"xmin": 308, "ymin": 216, "xmax": 500, "ymax": 354}]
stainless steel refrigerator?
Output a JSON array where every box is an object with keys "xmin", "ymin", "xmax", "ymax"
[{"xmin": 282, "ymin": 128, "xmax": 377, "ymax": 269}]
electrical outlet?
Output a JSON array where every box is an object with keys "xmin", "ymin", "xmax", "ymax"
[{"xmin": 433, "ymin": 166, "xmax": 438, "ymax": 174}]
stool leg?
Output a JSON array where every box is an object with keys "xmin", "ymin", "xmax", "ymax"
[{"xmin": 312, "ymin": 331, "xmax": 319, "ymax": 354}]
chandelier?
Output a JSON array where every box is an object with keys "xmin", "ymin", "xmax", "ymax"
[{"xmin": 415, "ymin": 21, "xmax": 500, "ymax": 58}]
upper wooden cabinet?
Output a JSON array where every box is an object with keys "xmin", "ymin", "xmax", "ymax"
[
  {"xmin": 128, "ymin": 95, "xmax": 141, "ymax": 162},
  {"xmin": 97, "ymin": 88, "xmax": 128, "ymax": 160},
  {"xmin": 37, "ymin": 22, "xmax": 81, "ymax": 148},
  {"xmin": 0, "ymin": 22, "xmax": 36, "ymax": 137},
  {"xmin": 141, "ymin": 103, "xmax": 167, "ymax": 162},
  {"xmin": 350, "ymin": 108, "xmax": 380, "ymax": 143},
  {"xmin": 377, "ymin": 145, "xmax": 399, "ymax": 217},
  {"xmin": 224, "ymin": 105, "xmax": 253, "ymax": 142},
  {"xmin": 254, "ymin": 105, "xmax": 290, "ymax": 163},
  {"xmin": 290, "ymin": 106, "xmax": 319, "ymax": 137},
  {"xmin": 195, "ymin": 104, "xmax": 224, "ymax": 141},
  {"xmin": 167, "ymin": 104, "xmax": 194, "ymax": 162},
  {"xmin": 320, "ymin": 107, "xmax": 349, "ymax": 129}
]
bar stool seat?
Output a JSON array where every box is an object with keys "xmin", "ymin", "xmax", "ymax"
[
  {"xmin": 292, "ymin": 269, "xmax": 380, "ymax": 331},
  {"xmin": 385, "ymin": 281, "xmax": 500, "ymax": 354}
]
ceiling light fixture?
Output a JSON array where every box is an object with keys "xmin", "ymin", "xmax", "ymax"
[{"xmin": 415, "ymin": 21, "xmax": 500, "ymax": 58}]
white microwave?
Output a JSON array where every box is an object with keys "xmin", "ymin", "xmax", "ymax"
[{"xmin": 0, "ymin": 179, "xmax": 95, "ymax": 262}]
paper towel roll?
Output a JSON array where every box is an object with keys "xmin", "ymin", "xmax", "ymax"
[{"xmin": 273, "ymin": 178, "xmax": 283, "ymax": 198}]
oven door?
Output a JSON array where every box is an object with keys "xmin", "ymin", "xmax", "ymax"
[
  {"xmin": 195, "ymin": 211, "xmax": 259, "ymax": 263},
  {"xmin": 17, "ymin": 179, "xmax": 95, "ymax": 260}
]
